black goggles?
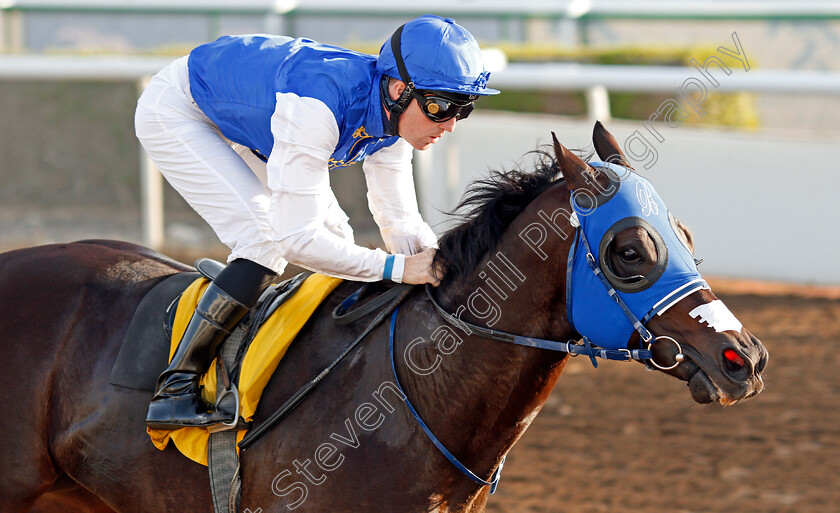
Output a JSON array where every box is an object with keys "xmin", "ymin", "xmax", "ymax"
[{"xmin": 411, "ymin": 89, "xmax": 476, "ymax": 123}]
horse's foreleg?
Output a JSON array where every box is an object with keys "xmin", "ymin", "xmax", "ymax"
[
  {"xmin": 0, "ymin": 383, "xmax": 61, "ymax": 512},
  {"xmin": 31, "ymin": 477, "xmax": 118, "ymax": 513},
  {"xmin": 0, "ymin": 428, "xmax": 61, "ymax": 512},
  {"xmin": 0, "ymin": 466, "xmax": 55, "ymax": 513}
]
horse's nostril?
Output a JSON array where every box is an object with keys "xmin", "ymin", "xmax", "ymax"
[
  {"xmin": 723, "ymin": 348, "xmax": 745, "ymax": 368},
  {"xmin": 722, "ymin": 348, "xmax": 750, "ymax": 380}
]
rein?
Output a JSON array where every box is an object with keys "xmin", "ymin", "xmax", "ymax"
[
  {"xmin": 395, "ymin": 268, "xmax": 681, "ymax": 491},
  {"xmin": 238, "ymin": 284, "xmax": 413, "ymax": 450},
  {"xmin": 423, "ymin": 284, "xmax": 651, "ymax": 368},
  {"xmin": 389, "ymin": 306, "xmax": 505, "ymax": 493},
  {"xmin": 332, "ymin": 284, "xmax": 407, "ymax": 325}
]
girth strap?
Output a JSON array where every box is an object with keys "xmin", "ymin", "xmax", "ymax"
[{"xmin": 208, "ymin": 326, "xmax": 248, "ymax": 513}]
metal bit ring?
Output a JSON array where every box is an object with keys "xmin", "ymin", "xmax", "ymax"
[{"xmin": 646, "ymin": 335, "xmax": 685, "ymax": 370}]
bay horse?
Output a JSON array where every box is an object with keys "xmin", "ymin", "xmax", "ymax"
[{"xmin": 0, "ymin": 123, "xmax": 767, "ymax": 513}]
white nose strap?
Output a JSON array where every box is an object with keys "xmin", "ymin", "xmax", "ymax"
[{"xmin": 689, "ymin": 300, "xmax": 743, "ymax": 333}]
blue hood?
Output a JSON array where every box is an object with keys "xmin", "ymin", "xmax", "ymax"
[{"xmin": 567, "ymin": 162, "xmax": 706, "ymax": 349}]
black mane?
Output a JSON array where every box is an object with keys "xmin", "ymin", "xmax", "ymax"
[{"xmin": 433, "ymin": 150, "xmax": 565, "ymax": 284}]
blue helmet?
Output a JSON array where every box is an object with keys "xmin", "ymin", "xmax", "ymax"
[{"xmin": 376, "ymin": 15, "xmax": 500, "ymax": 96}]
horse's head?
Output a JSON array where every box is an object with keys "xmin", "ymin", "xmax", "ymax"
[{"xmin": 552, "ymin": 122, "xmax": 767, "ymax": 405}]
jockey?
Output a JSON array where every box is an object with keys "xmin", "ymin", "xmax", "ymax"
[{"xmin": 136, "ymin": 15, "xmax": 500, "ymax": 429}]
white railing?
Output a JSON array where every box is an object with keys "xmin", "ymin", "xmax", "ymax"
[
  {"xmin": 3, "ymin": 1, "xmax": 840, "ymax": 54},
  {"xmin": 2, "ymin": 54, "xmax": 839, "ymax": 248},
  {"xmin": 3, "ymin": 0, "xmax": 839, "ymax": 16},
  {"xmin": 492, "ymin": 64, "xmax": 840, "ymax": 94},
  {"xmin": 0, "ymin": 54, "xmax": 173, "ymax": 78}
]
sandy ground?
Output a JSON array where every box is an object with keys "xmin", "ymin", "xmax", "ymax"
[{"xmin": 484, "ymin": 281, "xmax": 840, "ymax": 513}]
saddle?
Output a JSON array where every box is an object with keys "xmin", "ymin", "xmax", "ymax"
[
  {"xmin": 110, "ymin": 259, "xmax": 343, "ymax": 465},
  {"xmin": 110, "ymin": 259, "xmax": 309, "ymax": 392}
]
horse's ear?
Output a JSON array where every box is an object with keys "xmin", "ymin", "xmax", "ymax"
[
  {"xmin": 671, "ymin": 215, "xmax": 696, "ymax": 255},
  {"xmin": 592, "ymin": 121, "xmax": 633, "ymax": 169},
  {"xmin": 551, "ymin": 132, "xmax": 594, "ymax": 191}
]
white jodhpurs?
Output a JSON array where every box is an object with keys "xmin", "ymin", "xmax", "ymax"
[{"xmin": 135, "ymin": 57, "xmax": 351, "ymax": 274}]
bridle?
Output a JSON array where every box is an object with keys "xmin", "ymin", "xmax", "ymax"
[
  {"xmin": 563, "ymin": 162, "xmax": 709, "ymax": 366},
  {"xmin": 409, "ymin": 178, "xmax": 707, "ymax": 373},
  {"xmin": 387, "ymin": 165, "xmax": 711, "ymax": 493}
]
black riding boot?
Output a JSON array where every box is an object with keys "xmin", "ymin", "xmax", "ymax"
[
  {"xmin": 145, "ymin": 283, "xmax": 248, "ymax": 429},
  {"xmin": 146, "ymin": 259, "xmax": 276, "ymax": 430}
]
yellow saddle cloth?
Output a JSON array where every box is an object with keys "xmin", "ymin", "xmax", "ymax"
[{"xmin": 146, "ymin": 273, "xmax": 342, "ymax": 465}]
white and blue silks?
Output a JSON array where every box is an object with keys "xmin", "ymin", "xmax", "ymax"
[
  {"xmin": 188, "ymin": 35, "xmax": 400, "ymax": 170},
  {"xmin": 136, "ymin": 36, "xmax": 437, "ymax": 282},
  {"xmin": 566, "ymin": 162, "xmax": 707, "ymax": 350}
]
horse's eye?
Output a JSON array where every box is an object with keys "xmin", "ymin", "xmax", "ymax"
[{"xmin": 620, "ymin": 248, "xmax": 639, "ymax": 262}]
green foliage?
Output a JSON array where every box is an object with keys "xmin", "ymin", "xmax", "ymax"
[
  {"xmin": 482, "ymin": 43, "xmax": 760, "ymax": 129},
  {"xmin": 493, "ymin": 43, "xmax": 688, "ymax": 66},
  {"xmin": 478, "ymin": 91, "xmax": 587, "ymax": 117}
]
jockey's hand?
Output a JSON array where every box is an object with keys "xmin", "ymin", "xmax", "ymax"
[{"xmin": 402, "ymin": 248, "xmax": 442, "ymax": 286}]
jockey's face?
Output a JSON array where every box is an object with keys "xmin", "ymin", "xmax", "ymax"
[{"xmin": 387, "ymin": 79, "xmax": 457, "ymax": 151}]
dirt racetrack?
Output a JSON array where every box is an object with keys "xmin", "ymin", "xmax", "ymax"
[{"xmin": 484, "ymin": 280, "xmax": 840, "ymax": 513}]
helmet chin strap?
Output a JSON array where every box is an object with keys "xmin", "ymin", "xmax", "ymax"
[{"xmin": 382, "ymin": 24, "xmax": 415, "ymax": 137}]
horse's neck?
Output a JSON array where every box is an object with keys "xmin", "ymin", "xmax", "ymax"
[
  {"xmin": 438, "ymin": 180, "xmax": 575, "ymax": 340},
  {"xmin": 399, "ymin": 207, "xmax": 574, "ymax": 508}
]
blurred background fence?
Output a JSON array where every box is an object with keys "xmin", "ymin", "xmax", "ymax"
[{"xmin": 1, "ymin": 0, "xmax": 839, "ymax": 283}]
